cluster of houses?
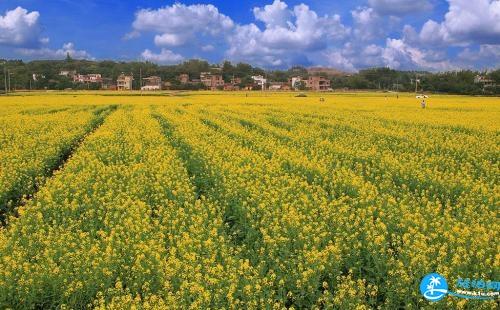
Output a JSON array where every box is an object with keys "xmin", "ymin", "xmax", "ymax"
[
  {"xmin": 179, "ymin": 72, "xmax": 239, "ymax": 90},
  {"xmin": 177, "ymin": 73, "xmax": 331, "ymax": 91},
  {"xmin": 474, "ymin": 75, "xmax": 496, "ymax": 90},
  {"xmin": 59, "ymin": 70, "xmax": 129, "ymax": 90},
  {"xmin": 58, "ymin": 70, "xmax": 332, "ymax": 91}
]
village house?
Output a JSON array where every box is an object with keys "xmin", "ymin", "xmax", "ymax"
[
  {"xmin": 268, "ymin": 82, "xmax": 292, "ymax": 91},
  {"xmin": 231, "ymin": 77, "xmax": 242, "ymax": 85},
  {"xmin": 251, "ymin": 75, "xmax": 267, "ymax": 90},
  {"xmin": 59, "ymin": 70, "xmax": 76, "ymax": 78},
  {"xmin": 88, "ymin": 74, "xmax": 103, "ymax": 83},
  {"xmin": 269, "ymin": 82, "xmax": 286, "ymax": 91},
  {"xmin": 101, "ymin": 78, "xmax": 116, "ymax": 90},
  {"xmin": 163, "ymin": 81, "xmax": 172, "ymax": 90},
  {"xmin": 178, "ymin": 74, "xmax": 190, "ymax": 84},
  {"xmin": 224, "ymin": 83, "xmax": 240, "ymax": 91},
  {"xmin": 306, "ymin": 76, "xmax": 331, "ymax": 91},
  {"xmin": 72, "ymin": 74, "xmax": 85, "ymax": 83},
  {"xmin": 224, "ymin": 76, "xmax": 241, "ymax": 91},
  {"xmin": 141, "ymin": 76, "xmax": 162, "ymax": 91},
  {"xmin": 73, "ymin": 74, "xmax": 103, "ymax": 84},
  {"xmin": 290, "ymin": 76, "xmax": 304, "ymax": 90},
  {"xmin": 474, "ymin": 75, "xmax": 495, "ymax": 87},
  {"xmin": 201, "ymin": 72, "xmax": 224, "ymax": 90},
  {"xmin": 223, "ymin": 76, "xmax": 242, "ymax": 91},
  {"xmin": 117, "ymin": 74, "xmax": 133, "ymax": 91}
]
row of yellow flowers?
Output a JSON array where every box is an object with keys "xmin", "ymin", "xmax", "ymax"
[{"xmin": 0, "ymin": 105, "xmax": 108, "ymax": 218}]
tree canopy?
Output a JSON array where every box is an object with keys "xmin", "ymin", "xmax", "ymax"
[{"xmin": 0, "ymin": 58, "xmax": 498, "ymax": 95}]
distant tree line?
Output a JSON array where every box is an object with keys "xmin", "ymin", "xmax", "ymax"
[
  {"xmin": 334, "ymin": 68, "xmax": 500, "ymax": 95},
  {"xmin": 0, "ymin": 57, "xmax": 498, "ymax": 95}
]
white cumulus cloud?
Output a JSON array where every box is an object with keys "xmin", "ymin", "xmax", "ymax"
[
  {"xmin": 18, "ymin": 42, "xmax": 92, "ymax": 60},
  {"xmin": 458, "ymin": 45, "xmax": 500, "ymax": 68},
  {"xmin": 154, "ymin": 33, "xmax": 187, "ymax": 47},
  {"xmin": 368, "ymin": 0, "xmax": 433, "ymax": 15},
  {"xmin": 254, "ymin": 0, "xmax": 292, "ymax": 28},
  {"xmin": 201, "ymin": 44, "xmax": 215, "ymax": 52},
  {"xmin": 407, "ymin": 0, "xmax": 500, "ymax": 46},
  {"xmin": 381, "ymin": 38, "xmax": 454, "ymax": 70},
  {"xmin": 351, "ymin": 7, "xmax": 385, "ymax": 41},
  {"xmin": 227, "ymin": 1, "xmax": 350, "ymax": 67},
  {"xmin": 141, "ymin": 49, "xmax": 185, "ymax": 64},
  {"xmin": 0, "ymin": 7, "xmax": 44, "ymax": 47},
  {"xmin": 323, "ymin": 50, "xmax": 356, "ymax": 72},
  {"xmin": 131, "ymin": 3, "xmax": 234, "ymax": 47},
  {"xmin": 329, "ymin": 38, "xmax": 456, "ymax": 72}
]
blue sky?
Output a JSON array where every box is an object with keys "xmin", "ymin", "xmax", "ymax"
[{"xmin": 0, "ymin": 0, "xmax": 499, "ymax": 71}]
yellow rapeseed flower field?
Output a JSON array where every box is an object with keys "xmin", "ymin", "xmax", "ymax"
[{"xmin": 0, "ymin": 91, "xmax": 498, "ymax": 309}]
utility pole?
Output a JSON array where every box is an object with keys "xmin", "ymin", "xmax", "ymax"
[
  {"xmin": 139, "ymin": 67, "xmax": 143, "ymax": 95},
  {"xmin": 8, "ymin": 70, "xmax": 11, "ymax": 92},
  {"xmin": 263, "ymin": 73, "xmax": 266, "ymax": 92},
  {"xmin": 2, "ymin": 62, "xmax": 7, "ymax": 94}
]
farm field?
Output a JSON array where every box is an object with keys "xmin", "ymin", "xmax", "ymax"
[{"xmin": 0, "ymin": 91, "xmax": 498, "ymax": 309}]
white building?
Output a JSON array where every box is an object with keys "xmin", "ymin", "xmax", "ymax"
[
  {"xmin": 59, "ymin": 70, "xmax": 76, "ymax": 78},
  {"xmin": 73, "ymin": 74, "xmax": 102, "ymax": 83},
  {"xmin": 291, "ymin": 76, "xmax": 303, "ymax": 90},
  {"xmin": 141, "ymin": 85, "xmax": 161, "ymax": 91},
  {"xmin": 32, "ymin": 73, "xmax": 45, "ymax": 81},
  {"xmin": 252, "ymin": 75, "xmax": 267, "ymax": 90},
  {"xmin": 141, "ymin": 76, "xmax": 162, "ymax": 91}
]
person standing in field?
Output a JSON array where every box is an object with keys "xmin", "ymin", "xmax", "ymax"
[{"xmin": 421, "ymin": 99, "xmax": 426, "ymax": 109}]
